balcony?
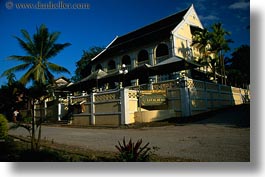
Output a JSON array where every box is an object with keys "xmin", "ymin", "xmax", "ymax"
[
  {"xmin": 156, "ymin": 55, "xmax": 169, "ymax": 64},
  {"xmin": 137, "ymin": 60, "xmax": 149, "ymax": 67}
]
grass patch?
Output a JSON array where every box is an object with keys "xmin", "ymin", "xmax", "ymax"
[{"xmin": 1, "ymin": 135, "xmax": 198, "ymax": 162}]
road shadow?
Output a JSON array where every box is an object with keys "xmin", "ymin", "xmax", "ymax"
[
  {"xmin": 182, "ymin": 104, "xmax": 250, "ymax": 128},
  {"xmin": 129, "ymin": 104, "xmax": 250, "ymax": 129}
]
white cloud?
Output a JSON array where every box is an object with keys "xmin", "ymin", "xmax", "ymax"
[{"xmin": 229, "ymin": 1, "xmax": 250, "ymax": 10}]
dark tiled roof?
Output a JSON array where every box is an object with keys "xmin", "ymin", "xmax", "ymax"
[{"xmin": 92, "ymin": 6, "xmax": 190, "ymax": 62}]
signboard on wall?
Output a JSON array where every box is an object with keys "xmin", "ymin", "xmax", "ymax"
[{"xmin": 141, "ymin": 94, "xmax": 167, "ymax": 106}]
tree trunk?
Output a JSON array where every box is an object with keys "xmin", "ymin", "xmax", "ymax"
[
  {"xmin": 222, "ymin": 55, "xmax": 227, "ymax": 85},
  {"xmin": 219, "ymin": 51, "xmax": 226, "ymax": 85},
  {"xmin": 36, "ymin": 108, "xmax": 43, "ymax": 151},
  {"xmin": 213, "ymin": 66, "xmax": 217, "ymax": 83},
  {"xmin": 31, "ymin": 100, "xmax": 36, "ymax": 151}
]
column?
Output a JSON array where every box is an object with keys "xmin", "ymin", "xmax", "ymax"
[
  {"xmin": 91, "ymin": 93, "xmax": 95, "ymax": 125},
  {"xmin": 180, "ymin": 78, "xmax": 191, "ymax": 117},
  {"xmin": 120, "ymin": 88, "xmax": 130, "ymax": 125},
  {"xmin": 58, "ymin": 103, "xmax": 61, "ymax": 121}
]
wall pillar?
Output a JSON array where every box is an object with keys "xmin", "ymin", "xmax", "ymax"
[
  {"xmin": 120, "ymin": 88, "xmax": 129, "ymax": 124},
  {"xmin": 58, "ymin": 103, "xmax": 62, "ymax": 121},
  {"xmin": 121, "ymin": 88, "xmax": 137, "ymax": 125},
  {"xmin": 180, "ymin": 87, "xmax": 191, "ymax": 117},
  {"xmin": 180, "ymin": 78, "xmax": 191, "ymax": 117},
  {"xmin": 91, "ymin": 93, "xmax": 96, "ymax": 125}
]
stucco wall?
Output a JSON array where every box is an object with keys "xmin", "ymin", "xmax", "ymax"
[
  {"xmin": 69, "ymin": 80, "xmax": 249, "ymax": 125},
  {"xmin": 134, "ymin": 109, "xmax": 181, "ymax": 123},
  {"xmin": 72, "ymin": 115, "xmax": 91, "ymax": 126},
  {"xmin": 172, "ymin": 5, "xmax": 203, "ymax": 60}
]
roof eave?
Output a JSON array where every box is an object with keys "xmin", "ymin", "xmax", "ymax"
[{"xmin": 91, "ymin": 36, "xmax": 119, "ymax": 62}]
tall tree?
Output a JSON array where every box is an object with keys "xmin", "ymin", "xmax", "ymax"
[
  {"xmin": 72, "ymin": 46, "xmax": 104, "ymax": 82},
  {"xmin": 225, "ymin": 45, "xmax": 250, "ymax": 88},
  {"xmin": 191, "ymin": 28, "xmax": 217, "ymax": 81},
  {"xmin": 210, "ymin": 23, "xmax": 233, "ymax": 85},
  {"xmin": 191, "ymin": 28, "xmax": 211, "ymax": 60},
  {"xmin": 1, "ymin": 24, "xmax": 71, "ymax": 151},
  {"xmin": 191, "ymin": 23, "xmax": 232, "ymax": 84},
  {"xmin": 2, "ymin": 24, "xmax": 71, "ymax": 85}
]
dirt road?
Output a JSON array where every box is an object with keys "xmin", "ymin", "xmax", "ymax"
[{"xmin": 8, "ymin": 104, "xmax": 250, "ymax": 162}]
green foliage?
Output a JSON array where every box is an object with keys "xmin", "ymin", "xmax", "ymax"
[
  {"xmin": 72, "ymin": 46, "xmax": 104, "ymax": 82},
  {"xmin": 1, "ymin": 24, "xmax": 71, "ymax": 86},
  {"xmin": 115, "ymin": 137, "xmax": 156, "ymax": 162},
  {"xmin": 0, "ymin": 137, "xmax": 114, "ymax": 162},
  {"xmin": 1, "ymin": 24, "xmax": 71, "ymax": 152},
  {"xmin": 22, "ymin": 117, "xmax": 32, "ymax": 123},
  {"xmin": 0, "ymin": 80, "xmax": 27, "ymax": 120},
  {"xmin": 191, "ymin": 22, "xmax": 232, "ymax": 83},
  {"xmin": 0, "ymin": 114, "xmax": 8, "ymax": 139},
  {"xmin": 225, "ymin": 45, "xmax": 250, "ymax": 88}
]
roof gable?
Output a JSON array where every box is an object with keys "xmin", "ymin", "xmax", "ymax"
[
  {"xmin": 172, "ymin": 4, "xmax": 203, "ymax": 36},
  {"xmin": 92, "ymin": 5, "xmax": 192, "ymax": 62},
  {"xmin": 55, "ymin": 77, "xmax": 71, "ymax": 87}
]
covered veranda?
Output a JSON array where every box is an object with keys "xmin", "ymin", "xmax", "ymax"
[{"xmin": 67, "ymin": 56, "xmax": 200, "ymax": 92}]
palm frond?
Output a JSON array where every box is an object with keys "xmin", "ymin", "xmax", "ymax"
[
  {"xmin": 6, "ymin": 55, "xmax": 35, "ymax": 63},
  {"xmin": 1, "ymin": 63, "xmax": 31, "ymax": 77},
  {"xmin": 32, "ymin": 24, "xmax": 50, "ymax": 57},
  {"xmin": 20, "ymin": 29, "xmax": 34, "ymax": 46},
  {"xmin": 46, "ymin": 62, "xmax": 70, "ymax": 74},
  {"xmin": 48, "ymin": 32, "xmax": 61, "ymax": 45},
  {"xmin": 19, "ymin": 66, "xmax": 36, "ymax": 85},
  {"xmin": 13, "ymin": 36, "xmax": 35, "ymax": 56},
  {"xmin": 45, "ymin": 43, "xmax": 71, "ymax": 59},
  {"xmin": 45, "ymin": 69, "xmax": 56, "ymax": 85},
  {"xmin": 5, "ymin": 24, "xmax": 71, "ymax": 86},
  {"xmin": 43, "ymin": 32, "xmax": 61, "ymax": 57}
]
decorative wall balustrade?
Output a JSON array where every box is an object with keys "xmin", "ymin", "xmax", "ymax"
[
  {"xmin": 35, "ymin": 78, "xmax": 250, "ymax": 125},
  {"xmin": 69, "ymin": 89, "xmax": 138, "ymax": 126}
]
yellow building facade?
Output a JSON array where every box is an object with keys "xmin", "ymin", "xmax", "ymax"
[{"xmin": 89, "ymin": 4, "xmax": 204, "ymax": 88}]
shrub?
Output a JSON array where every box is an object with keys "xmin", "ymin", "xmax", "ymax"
[
  {"xmin": 115, "ymin": 137, "xmax": 154, "ymax": 162},
  {"xmin": 22, "ymin": 117, "xmax": 32, "ymax": 123},
  {"xmin": 0, "ymin": 114, "xmax": 8, "ymax": 139}
]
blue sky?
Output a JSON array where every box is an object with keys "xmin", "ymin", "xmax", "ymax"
[{"xmin": 0, "ymin": 0, "xmax": 250, "ymax": 86}]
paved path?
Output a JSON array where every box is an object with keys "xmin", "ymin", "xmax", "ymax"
[{"xmin": 9, "ymin": 104, "xmax": 250, "ymax": 162}]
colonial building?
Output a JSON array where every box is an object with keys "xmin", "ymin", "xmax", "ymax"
[
  {"xmin": 88, "ymin": 4, "xmax": 203, "ymax": 90},
  {"xmin": 62, "ymin": 4, "xmax": 249, "ymax": 126}
]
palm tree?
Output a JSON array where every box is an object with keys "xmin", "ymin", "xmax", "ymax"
[
  {"xmin": 210, "ymin": 23, "xmax": 233, "ymax": 85},
  {"xmin": 1, "ymin": 24, "xmax": 71, "ymax": 151},
  {"xmin": 2, "ymin": 24, "xmax": 71, "ymax": 85},
  {"xmin": 191, "ymin": 23, "xmax": 232, "ymax": 84},
  {"xmin": 191, "ymin": 28, "xmax": 216, "ymax": 81},
  {"xmin": 191, "ymin": 28, "xmax": 210, "ymax": 59}
]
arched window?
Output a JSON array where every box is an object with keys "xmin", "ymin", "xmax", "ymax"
[
  {"xmin": 121, "ymin": 55, "xmax": 131, "ymax": 65},
  {"xmin": 108, "ymin": 60, "xmax": 116, "ymax": 71},
  {"xmin": 95, "ymin": 64, "xmax": 103, "ymax": 70},
  {"xmin": 156, "ymin": 43, "xmax": 169, "ymax": 58},
  {"xmin": 137, "ymin": 50, "xmax": 149, "ymax": 63}
]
